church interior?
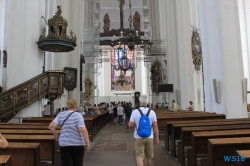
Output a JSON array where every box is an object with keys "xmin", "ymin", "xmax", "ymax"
[{"xmin": 0, "ymin": 0, "xmax": 250, "ymax": 165}]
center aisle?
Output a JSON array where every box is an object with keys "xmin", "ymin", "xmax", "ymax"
[{"xmin": 84, "ymin": 123, "xmax": 178, "ymax": 166}]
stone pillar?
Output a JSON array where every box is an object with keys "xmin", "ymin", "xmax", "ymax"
[
  {"xmin": 163, "ymin": 0, "xmax": 204, "ymax": 111},
  {"xmin": 198, "ymin": 0, "xmax": 247, "ymax": 118},
  {"xmin": 3, "ymin": 0, "xmax": 45, "ymax": 119}
]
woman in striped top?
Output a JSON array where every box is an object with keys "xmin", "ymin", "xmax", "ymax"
[{"xmin": 49, "ymin": 99, "xmax": 90, "ymax": 166}]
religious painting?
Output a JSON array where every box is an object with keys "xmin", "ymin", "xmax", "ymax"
[
  {"xmin": 16, "ymin": 88, "xmax": 28, "ymax": 102},
  {"xmin": 111, "ymin": 47, "xmax": 135, "ymax": 91},
  {"xmin": 2, "ymin": 94, "xmax": 14, "ymax": 110},
  {"xmin": 50, "ymin": 76, "xmax": 58, "ymax": 87},
  {"xmin": 30, "ymin": 82, "xmax": 38, "ymax": 96},
  {"xmin": 40, "ymin": 77, "xmax": 48, "ymax": 90},
  {"xmin": 64, "ymin": 67, "xmax": 77, "ymax": 91}
]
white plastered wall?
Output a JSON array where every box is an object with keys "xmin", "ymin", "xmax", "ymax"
[
  {"xmin": 3, "ymin": 0, "xmax": 45, "ymax": 121},
  {"xmin": 46, "ymin": 0, "xmax": 84, "ymax": 110},
  {"xmin": 238, "ymin": 0, "xmax": 250, "ymax": 104},
  {"xmin": 198, "ymin": 0, "xmax": 247, "ymax": 118},
  {"xmin": 162, "ymin": 0, "xmax": 204, "ymax": 111}
]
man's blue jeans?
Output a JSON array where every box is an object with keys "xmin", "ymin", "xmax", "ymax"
[{"xmin": 118, "ymin": 115, "xmax": 123, "ymax": 124}]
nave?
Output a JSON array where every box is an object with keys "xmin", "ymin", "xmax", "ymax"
[{"xmin": 1, "ymin": 109, "xmax": 250, "ymax": 166}]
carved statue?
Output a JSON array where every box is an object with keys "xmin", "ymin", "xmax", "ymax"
[
  {"xmin": 56, "ymin": 27, "xmax": 60, "ymax": 36},
  {"xmin": 70, "ymin": 30, "xmax": 74, "ymax": 39},
  {"xmin": 133, "ymin": 11, "xmax": 140, "ymax": 31},
  {"xmin": 103, "ymin": 13, "xmax": 110, "ymax": 32},
  {"xmin": 39, "ymin": 27, "xmax": 46, "ymax": 41},
  {"xmin": 55, "ymin": 5, "xmax": 62, "ymax": 15},
  {"xmin": 42, "ymin": 27, "xmax": 46, "ymax": 37},
  {"xmin": 118, "ymin": 0, "xmax": 125, "ymax": 8}
]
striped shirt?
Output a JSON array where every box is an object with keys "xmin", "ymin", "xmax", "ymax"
[{"xmin": 53, "ymin": 110, "xmax": 86, "ymax": 146}]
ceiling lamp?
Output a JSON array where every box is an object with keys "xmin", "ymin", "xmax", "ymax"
[{"xmin": 110, "ymin": 0, "xmax": 153, "ymax": 52}]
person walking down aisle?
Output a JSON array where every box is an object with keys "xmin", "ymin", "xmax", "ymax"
[
  {"xmin": 170, "ymin": 100, "xmax": 178, "ymax": 112},
  {"xmin": 128, "ymin": 95, "xmax": 159, "ymax": 166},
  {"xmin": 49, "ymin": 99, "xmax": 90, "ymax": 166},
  {"xmin": 113, "ymin": 104, "xmax": 118, "ymax": 125},
  {"xmin": 107, "ymin": 103, "xmax": 114, "ymax": 123},
  {"xmin": 117, "ymin": 104, "xmax": 124, "ymax": 125}
]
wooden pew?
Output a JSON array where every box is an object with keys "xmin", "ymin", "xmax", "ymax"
[
  {"xmin": 188, "ymin": 129, "xmax": 250, "ymax": 166},
  {"xmin": 2, "ymin": 134, "xmax": 59, "ymax": 166},
  {"xmin": 178, "ymin": 124, "xmax": 250, "ymax": 166},
  {"xmin": 83, "ymin": 116, "xmax": 96, "ymax": 141},
  {"xmin": 157, "ymin": 113, "xmax": 225, "ymax": 140},
  {"xmin": 0, "ymin": 129, "xmax": 60, "ymax": 135},
  {"xmin": 0, "ymin": 142, "xmax": 40, "ymax": 166},
  {"xmin": 157, "ymin": 114, "xmax": 225, "ymax": 129},
  {"xmin": 165, "ymin": 118, "xmax": 249, "ymax": 151},
  {"xmin": 171, "ymin": 120, "xmax": 250, "ymax": 158},
  {"xmin": 0, "ymin": 125, "xmax": 57, "ymax": 130},
  {"xmin": 235, "ymin": 150, "xmax": 250, "ymax": 166},
  {"xmin": 22, "ymin": 111, "xmax": 109, "ymax": 141},
  {"xmin": 0, "ymin": 155, "xmax": 12, "ymax": 166},
  {"xmin": 207, "ymin": 137, "xmax": 250, "ymax": 166}
]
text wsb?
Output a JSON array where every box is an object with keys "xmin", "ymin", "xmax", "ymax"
[{"xmin": 224, "ymin": 155, "xmax": 245, "ymax": 162}]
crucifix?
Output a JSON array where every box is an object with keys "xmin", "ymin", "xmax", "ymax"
[{"xmin": 118, "ymin": 0, "xmax": 125, "ymax": 29}]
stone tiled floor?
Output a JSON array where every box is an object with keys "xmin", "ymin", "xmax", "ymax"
[{"xmin": 84, "ymin": 123, "xmax": 179, "ymax": 166}]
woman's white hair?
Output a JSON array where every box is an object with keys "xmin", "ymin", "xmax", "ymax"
[{"xmin": 139, "ymin": 95, "xmax": 148, "ymax": 104}]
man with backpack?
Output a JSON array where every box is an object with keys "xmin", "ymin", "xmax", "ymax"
[{"xmin": 128, "ymin": 95, "xmax": 159, "ymax": 166}]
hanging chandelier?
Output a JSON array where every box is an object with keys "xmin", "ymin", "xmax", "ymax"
[{"xmin": 110, "ymin": 0, "xmax": 153, "ymax": 73}]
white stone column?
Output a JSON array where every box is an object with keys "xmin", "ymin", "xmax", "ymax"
[
  {"xmin": 198, "ymin": 0, "xmax": 247, "ymax": 118},
  {"xmin": 0, "ymin": 0, "xmax": 7, "ymax": 86},
  {"xmin": 162, "ymin": 0, "xmax": 204, "ymax": 111},
  {"xmin": 238, "ymin": 0, "xmax": 250, "ymax": 104},
  {"xmin": 3, "ymin": 0, "xmax": 46, "ymax": 119},
  {"xmin": 163, "ymin": 0, "xmax": 178, "ymax": 106}
]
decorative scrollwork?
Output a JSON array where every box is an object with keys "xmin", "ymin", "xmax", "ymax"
[{"xmin": 191, "ymin": 29, "xmax": 202, "ymax": 71}]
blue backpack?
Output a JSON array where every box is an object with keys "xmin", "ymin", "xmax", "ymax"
[{"xmin": 137, "ymin": 108, "xmax": 151, "ymax": 137}]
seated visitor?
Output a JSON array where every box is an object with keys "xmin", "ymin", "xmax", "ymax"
[
  {"xmin": 94, "ymin": 108, "xmax": 101, "ymax": 115},
  {"xmin": 87, "ymin": 108, "xmax": 94, "ymax": 116},
  {"xmin": 160, "ymin": 103, "xmax": 165, "ymax": 109},
  {"xmin": 170, "ymin": 100, "xmax": 178, "ymax": 112},
  {"xmin": 186, "ymin": 101, "xmax": 194, "ymax": 111}
]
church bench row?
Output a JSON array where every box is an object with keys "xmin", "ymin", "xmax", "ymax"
[
  {"xmin": 0, "ymin": 112, "xmax": 109, "ymax": 166},
  {"xmin": 187, "ymin": 129, "xmax": 250, "ymax": 166},
  {"xmin": 207, "ymin": 137, "xmax": 250, "ymax": 166},
  {"xmin": 235, "ymin": 150, "xmax": 250, "ymax": 166},
  {"xmin": 0, "ymin": 129, "xmax": 60, "ymax": 135},
  {"xmin": 156, "ymin": 113, "xmax": 225, "ymax": 139},
  {"xmin": 0, "ymin": 142, "xmax": 48, "ymax": 166},
  {"xmin": 155, "ymin": 111, "xmax": 213, "ymax": 116},
  {"xmin": 156, "ymin": 113, "xmax": 225, "ymax": 128},
  {"xmin": 0, "ymin": 155, "xmax": 12, "ymax": 166},
  {"xmin": 22, "ymin": 110, "xmax": 109, "ymax": 141},
  {"xmin": 2, "ymin": 134, "xmax": 59, "ymax": 166},
  {"xmin": 169, "ymin": 119, "xmax": 250, "ymax": 158},
  {"xmin": 165, "ymin": 118, "xmax": 249, "ymax": 151},
  {"xmin": 177, "ymin": 124, "xmax": 250, "ymax": 166}
]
